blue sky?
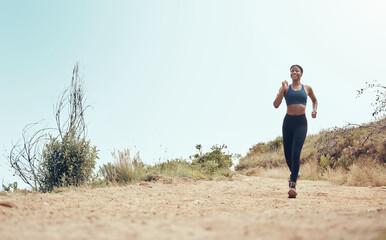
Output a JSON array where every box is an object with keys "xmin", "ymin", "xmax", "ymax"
[{"xmin": 1, "ymin": 0, "xmax": 385, "ymax": 186}]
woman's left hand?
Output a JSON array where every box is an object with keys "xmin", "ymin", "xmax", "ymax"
[{"xmin": 311, "ymin": 111, "xmax": 317, "ymax": 118}]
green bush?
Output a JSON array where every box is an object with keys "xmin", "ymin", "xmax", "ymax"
[
  {"xmin": 201, "ymin": 160, "xmax": 219, "ymax": 174},
  {"xmin": 41, "ymin": 131, "xmax": 98, "ymax": 192},
  {"xmin": 319, "ymin": 154, "xmax": 330, "ymax": 172},
  {"xmin": 336, "ymin": 155, "xmax": 351, "ymax": 170},
  {"xmin": 192, "ymin": 144, "xmax": 233, "ymax": 174}
]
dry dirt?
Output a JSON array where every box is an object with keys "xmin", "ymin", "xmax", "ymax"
[{"xmin": 0, "ymin": 175, "xmax": 385, "ymax": 240}]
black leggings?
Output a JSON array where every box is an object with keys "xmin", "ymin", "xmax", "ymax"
[{"xmin": 282, "ymin": 114, "xmax": 307, "ymax": 183}]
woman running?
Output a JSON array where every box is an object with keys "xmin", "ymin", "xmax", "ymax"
[{"xmin": 273, "ymin": 65, "xmax": 318, "ymax": 198}]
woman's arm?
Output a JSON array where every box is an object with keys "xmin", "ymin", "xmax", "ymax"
[
  {"xmin": 306, "ymin": 85, "xmax": 318, "ymax": 118},
  {"xmin": 273, "ymin": 80, "xmax": 288, "ymax": 108}
]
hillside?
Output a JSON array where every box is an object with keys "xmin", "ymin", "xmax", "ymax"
[{"xmin": 236, "ymin": 119, "xmax": 386, "ymax": 186}]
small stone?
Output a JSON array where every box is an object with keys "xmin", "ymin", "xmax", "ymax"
[
  {"xmin": 0, "ymin": 201, "xmax": 17, "ymax": 208},
  {"xmin": 139, "ymin": 181, "xmax": 152, "ymax": 188},
  {"xmin": 139, "ymin": 181, "xmax": 148, "ymax": 186}
]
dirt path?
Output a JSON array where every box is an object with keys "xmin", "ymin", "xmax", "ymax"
[{"xmin": 0, "ymin": 175, "xmax": 385, "ymax": 240}]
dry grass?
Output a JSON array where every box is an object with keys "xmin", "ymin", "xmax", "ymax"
[
  {"xmin": 298, "ymin": 162, "xmax": 320, "ymax": 181},
  {"xmin": 113, "ymin": 149, "xmax": 141, "ymax": 183},
  {"xmin": 259, "ymin": 167, "xmax": 289, "ymax": 179},
  {"xmin": 346, "ymin": 162, "xmax": 386, "ymax": 186},
  {"xmin": 243, "ymin": 160, "xmax": 386, "ymax": 187},
  {"xmin": 98, "ymin": 149, "xmax": 145, "ymax": 185}
]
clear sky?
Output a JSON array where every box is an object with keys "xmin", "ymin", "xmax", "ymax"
[{"xmin": 1, "ymin": 0, "xmax": 385, "ymax": 186}]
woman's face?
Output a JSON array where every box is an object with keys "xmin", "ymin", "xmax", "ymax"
[{"xmin": 290, "ymin": 66, "xmax": 302, "ymax": 81}]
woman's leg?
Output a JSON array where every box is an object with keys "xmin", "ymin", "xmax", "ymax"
[
  {"xmin": 289, "ymin": 116, "xmax": 308, "ymax": 183},
  {"xmin": 282, "ymin": 115, "xmax": 293, "ymax": 171}
]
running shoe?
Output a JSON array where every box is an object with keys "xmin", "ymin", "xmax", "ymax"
[{"xmin": 288, "ymin": 181, "xmax": 297, "ymax": 198}]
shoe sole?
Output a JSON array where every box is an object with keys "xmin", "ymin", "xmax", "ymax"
[{"xmin": 288, "ymin": 189, "xmax": 297, "ymax": 198}]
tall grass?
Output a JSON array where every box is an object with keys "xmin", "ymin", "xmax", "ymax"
[{"xmin": 99, "ymin": 149, "xmax": 145, "ymax": 184}]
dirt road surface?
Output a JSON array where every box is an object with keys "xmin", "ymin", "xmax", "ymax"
[{"xmin": 1, "ymin": 175, "xmax": 385, "ymax": 240}]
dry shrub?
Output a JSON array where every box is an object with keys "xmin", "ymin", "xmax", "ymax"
[
  {"xmin": 319, "ymin": 167, "xmax": 348, "ymax": 185},
  {"xmin": 301, "ymin": 160, "xmax": 386, "ymax": 187},
  {"xmin": 374, "ymin": 137, "xmax": 386, "ymax": 162},
  {"xmin": 316, "ymin": 119, "xmax": 386, "ymax": 167},
  {"xmin": 346, "ymin": 162, "xmax": 386, "ymax": 187},
  {"xmin": 299, "ymin": 161, "xmax": 320, "ymax": 181},
  {"xmin": 237, "ymin": 137, "xmax": 285, "ymax": 171},
  {"xmin": 245, "ymin": 168, "xmax": 260, "ymax": 176},
  {"xmin": 236, "ymin": 151, "xmax": 285, "ymax": 171}
]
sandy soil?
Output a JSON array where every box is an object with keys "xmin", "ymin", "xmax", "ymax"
[{"xmin": 0, "ymin": 175, "xmax": 385, "ymax": 240}]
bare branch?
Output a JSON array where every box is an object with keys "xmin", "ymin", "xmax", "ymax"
[
  {"xmin": 357, "ymin": 80, "xmax": 386, "ymax": 119},
  {"xmin": 55, "ymin": 63, "xmax": 91, "ymax": 141},
  {"xmin": 7, "ymin": 121, "xmax": 54, "ymax": 190}
]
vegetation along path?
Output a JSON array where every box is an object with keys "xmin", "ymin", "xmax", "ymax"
[{"xmin": 0, "ymin": 175, "xmax": 385, "ymax": 240}]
